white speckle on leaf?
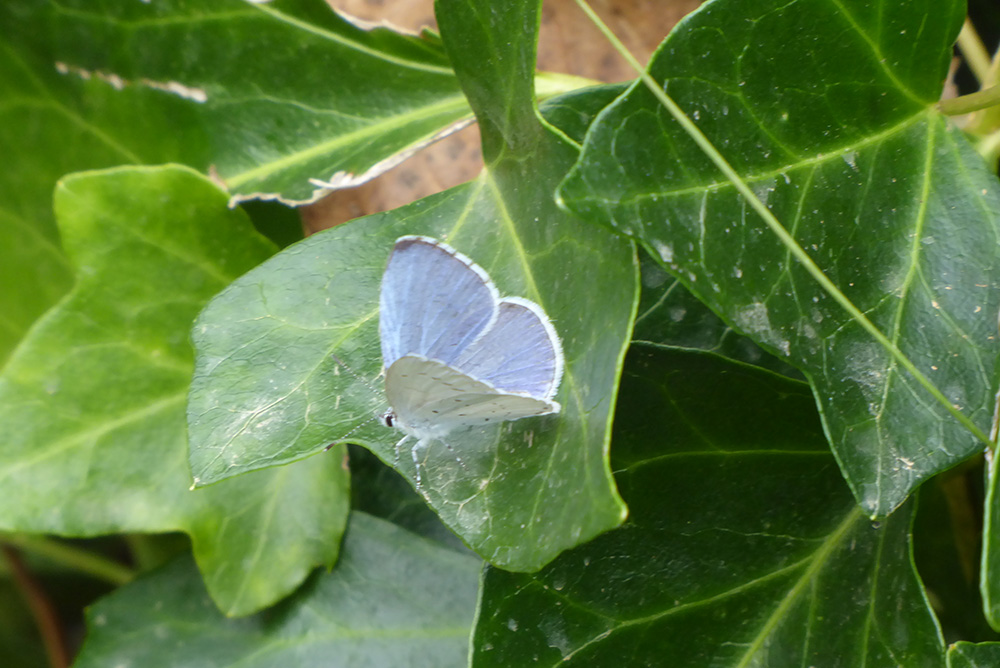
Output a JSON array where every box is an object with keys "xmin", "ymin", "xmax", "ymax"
[
  {"xmin": 54, "ymin": 60, "xmax": 206, "ymax": 101},
  {"xmin": 842, "ymin": 150, "xmax": 858, "ymax": 171},
  {"xmin": 669, "ymin": 307, "xmax": 686, "ymax": 322},
  {"xmin": 845, "ymin": 343, "xmax": 887, "ymax": 412},
  {"xmin": 652, "ymin": 240, "xmax": 674, "ymax": 263},
  {"xmin": 752, "ymin": 177, "xmax": 776, "ymax": 206},
  {"xmin": 541, "ymin": 617, "xmax": 572, "ymax": 657},
  {"xmin": 734, "ymin": 302, "xmax": 790, "ymax": 356},
  {"xmin": 507, "ymin": 618, "xmax": 519, "ymax": 632},
  {"xmin": 141, "ymin": 78, "xmax": 207, "ymax": 102}
]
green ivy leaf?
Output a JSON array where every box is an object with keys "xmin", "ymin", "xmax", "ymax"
[
  {"xmin": 73, "ymin": 513, "xmax": 481, "ymax": 668},
  {"xmin": 473, "ymin": 344, "xmax": 946, "ymax": 666},
  {"xmin": 2, "ymin": 0, "xmax": 471, "ymax": 204},
  {"xmin": 0, "ymin": 0, "xmax": 469, "ymax": 363},
  {"xmin": 0, "ymin": 165, "xmax": 348, "ymax": 616},
  {"xmin": 560, "ymin": 0, "xmax": 1000, "ymax": 517},
  {"xmin": 634, "ymin": 249, "xmax": 801, "ymax": 377},
  {"xmin": 349, "ymin": 445, "xmax": 469, "ymax": 554},
  {"xmin": 0, "ymin": 42, "xmax": 78, "ymax": 364},
  {"xmin": 948, "ymin": 642, "xmax": 1000, "ymax": 668},
  {"xmin": 187, "ymin": 0, "xmax": 638, "ymax": 572}
]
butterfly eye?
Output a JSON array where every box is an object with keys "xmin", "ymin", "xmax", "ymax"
[{"xmin": 380, "ymin": 411, "xmax": 395, "ymax": 428}]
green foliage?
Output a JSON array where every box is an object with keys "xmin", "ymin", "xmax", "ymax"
[
  {"xmin": 3, "ymin": 0, "xmax": 1000, "ymax": 665},
  {"xmin": 0, "ymin": 166, "xmax": 348, "ymax": 616},
  {"xmin": 73, "ymin": 513, "xmax": 480, "ymax": 667},
  {"xmin": 560, "ymin": 0, "xmax": 1000, "ymax": 519},
  {"xmin": 475, "ymin": 345, "xmax": 944, "ymax": 666},
  {"xmin": 948, "ymin": 641, "xmax": 1000, "ymax": 668}
]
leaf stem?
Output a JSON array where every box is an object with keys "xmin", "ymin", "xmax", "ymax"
[
  {"xmin": 977, "ymin": 128, "xmax": 1000, "ymax": 170},
  {"xmin": 938, "ymin": 85, "xmax": 1000, "ymax": 116},
  {"xmin": 535, "ymin": 71, "xmax": 603, "ymax": 97},
  {"xmin": 1, "ymin": 545, "xmax": 70, "ymax": 668},
  {"xmin": 574, "ymin": 0, "xmax": 992, "ymax": 447},
  {"xmin": 957, "ymin": 18, "xmax": 993, "ymax": 86},
  {"xmin": 0, "ymin": 533, "xmax": 135, "ymax": 587}
]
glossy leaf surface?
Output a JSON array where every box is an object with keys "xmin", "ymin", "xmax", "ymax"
[
  {"xmin": 560, "ymin": 0, "xmax": 1000, "ymax": 517},
  {"xmin": 0, "ymin": 166, "xmax": 348, "ymax": 616},
  {"xmin": 74, "ymin": 513, "xmax": 480, "ymax": 668},
  {"xmin": 474, "ymin": 345, "xmax": 945, "ymax": 666},
  {"xmin": 948, "ymin": 642, "xmax": 1000, "ymax": 668},
  {"xmin": 187, "ymin": 0, "xmax": 638, "ymax": 572},
  {"xmin": 634, "ymin": 249, "xmax": 800, "ymax": 377},
  {"xmin": 2, "ymin": 0, "xmax": 469, "ymax": 205},
  {"xmin": 349, "ymin": 444, "xmax": 469, "ymax": 553},
  {"xmin": 0, "ymin": 0, "xmax": 469, "ymax": 367}
]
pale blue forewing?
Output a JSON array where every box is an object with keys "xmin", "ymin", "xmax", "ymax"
[{"xmin": 379, "ymin": 236, "xmax": 496, "ymax": 370}]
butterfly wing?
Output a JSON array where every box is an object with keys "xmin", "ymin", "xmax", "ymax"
[
  {"xmin": 380, "ymin": 236, "xmax": 498, "ymax": 370},
  {"xmin": 452, "ymin": 297, "xmax": 563, "ymax": 401},
  {"xmin": 385, "ymin": 355, "xmax": 558, "ymax": 440}
]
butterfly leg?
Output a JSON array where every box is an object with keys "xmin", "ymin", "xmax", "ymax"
[
  {"xmin": 411, "ymin": 438, "xmax": 432, "ymax": 503},
  {"xmin": 392, "ymin": 434, "xmax": 409, "ymax": 473}
]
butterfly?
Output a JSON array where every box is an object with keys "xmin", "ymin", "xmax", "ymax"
[{"xmin": 378, "ymin": 235, "xmax": 564, "ymax": 480}]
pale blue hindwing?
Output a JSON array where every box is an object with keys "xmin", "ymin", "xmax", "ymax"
[
  {"xmin": 378, "ymin": 235, "xmax": 564, "ymax": 440},
  {"xmin": 384, "ymin": 355, "xmax": 557, "ymax": 441},
  {"xmin": 452, "ymin": 298, "xmax": 561, "ymax": 400}
]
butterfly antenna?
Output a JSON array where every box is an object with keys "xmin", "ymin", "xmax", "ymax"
[
  {"xmin": 323, "ymin": 353, "xmax": 391, "ymax": 452},
  {"xmin": 330, "ymin": 352, "xmax": 383, "ymax": 396},
  {"xmin": 324, "ymin": 413, "xmax": 382, "ymax": 451}
]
